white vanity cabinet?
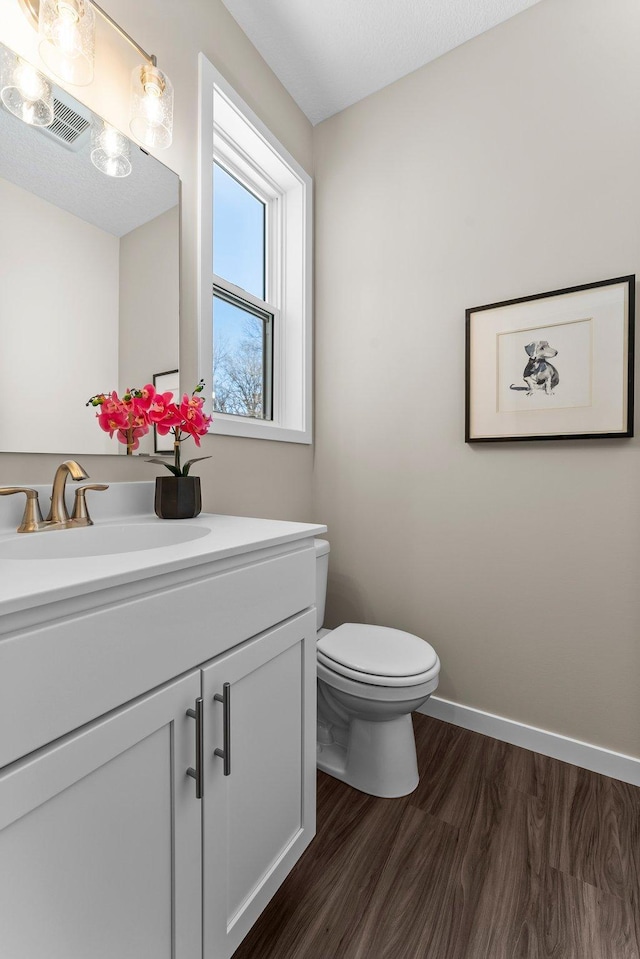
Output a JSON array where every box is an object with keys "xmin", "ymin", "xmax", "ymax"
[
  {"xmin": 0, "ymin": 514, "xmax": 325, "ymax": 959},
  {"xmin": 0, "ymin": 670, "xmax": 203, "ymax": 959},
  {"xmin": 202, "ymin": 610, "xmax": 317, "ymax": 959}
]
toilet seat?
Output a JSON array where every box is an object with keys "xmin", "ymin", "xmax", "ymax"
[
  {"xmin": 317, "ymin": 623, "xmax": 439, "ymax": 687},
  {"xmin": 317, "ymin": 651, "xmax": 440, "ymax": 687},
  {"xmin": 317, "ymin": 659, "xmax": 440, "ymax": 703}
]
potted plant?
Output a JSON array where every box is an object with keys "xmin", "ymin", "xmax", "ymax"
[{"xmin": 88, "ymin": 381, "xmax": 212, "ymax": 519}]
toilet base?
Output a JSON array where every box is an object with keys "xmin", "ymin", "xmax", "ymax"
[{"xmin": 317, "ymin": 713, "xmax": 419, "ymax": 798}]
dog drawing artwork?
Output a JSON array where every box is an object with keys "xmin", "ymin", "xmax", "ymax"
[{"xmin": 510, "ymin": 341, "xmax": 559, "ymax": 395}]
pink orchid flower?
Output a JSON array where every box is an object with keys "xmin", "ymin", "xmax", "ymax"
[
  {"xmin": 116, "ymin": 426, "xmax": 146, "ymax": 450},
  {"xmin": 148, "ymin": 391, "xmax": 176, "ymax": 423},
  {"xmin": 88, "ymin": 381, "xmax": 212, "ymax": 469},
  {"xmin": 100, "ymin": 393, "xmax": 122, "ymax": 416},
  {"xmin": 134, "ymin": 384, "xmax": 156, "ymax": 411},
  {"xmin": 155, "ymin": 403, "xmax": 183, "ymax": 436},
  {"xmin": 97, "ymin": 407, "xmax": 128, "ymax": 437}
]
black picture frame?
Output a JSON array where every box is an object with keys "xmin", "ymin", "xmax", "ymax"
[
  {"xmin": 465, "ymin": 275, "xmax": 635, "ymax": 443},
  {"xmin": 152, "ymin": 369, "xmax": 179, "ymax": 454}
]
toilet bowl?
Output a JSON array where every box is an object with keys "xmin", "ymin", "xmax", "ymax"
[{"xmin": 314, "ymin": 540, "xmax": 440, "ymax": 798}]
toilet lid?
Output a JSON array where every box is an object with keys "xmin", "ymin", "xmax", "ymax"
[{"xmin": 317, "ymin": 623, "xmax": 438, "ymax": 680}]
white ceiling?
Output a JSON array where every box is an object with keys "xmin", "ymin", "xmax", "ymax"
[{"xmin": 221, "ymin": 0, "xmax": 542, "ymax": 125}]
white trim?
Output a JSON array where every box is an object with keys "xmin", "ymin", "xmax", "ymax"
[
  {"xmin": 197, "ymin": 54, "xmax": 213, "ymax": 421},
  {"xmin": 418, "ymin": 696, "xmax": 640, "ymax": 787},
  {"xmin": 198, "ymin": 54, "xmax": 313, "ymax": 445},
  {"xmin": 213, "ymin": 274, "xmax": 277, "ymax": 320}
]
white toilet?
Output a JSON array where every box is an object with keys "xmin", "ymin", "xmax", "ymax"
[{"xmin": 314, "ymin": 539, "xmax": 440, "ymax": 798}]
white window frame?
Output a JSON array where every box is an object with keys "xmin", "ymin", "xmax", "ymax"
[
  {"xmin": 212, "ymin": 157, "xmax": 276, "ymax": 422},
  {"xmin": 198, "ymin": 55, "xmax": 313, "ymax": 444}
]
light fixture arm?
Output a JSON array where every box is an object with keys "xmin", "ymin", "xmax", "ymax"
[
  {"xmin": 90, "ymin": 2, "xmax": 156, "ymax": 68},
  {"xmin": 19, "ymin": 0, "xmax": 157, "ymax": 67}
]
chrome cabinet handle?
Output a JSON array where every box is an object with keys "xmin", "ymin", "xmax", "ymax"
[
  {"xmin": 214, "ymin": 683, "xmax": 231, "ymax": 776},
  {"xmin": 186, "ymin": 697, "xmax": 204, "ymax": 799}
]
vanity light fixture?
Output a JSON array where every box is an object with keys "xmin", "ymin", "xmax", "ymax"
[
  {"xmin": 19, "ymin": 0, "xmax": 174, "ymax": 148},
  {"xmin": 0, "ymin": 49, "xmax": 54, "ymax": 126},
  {"xmin": 38, "ymin": 0, "xmax": 95, "ymax": 87},
  {"xmin": 90, "ymin": 120, "xmax": 131, "ymax": 177},
  {"xmin": 129, "ymin": 60, "xmax": 173, "ymax": 150}
]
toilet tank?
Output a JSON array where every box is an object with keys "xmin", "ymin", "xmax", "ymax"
[{"xmin": 314, "ymin": 539, "xmax": 330, "ymax": 631}]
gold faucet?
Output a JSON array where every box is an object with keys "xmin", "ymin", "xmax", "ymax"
[
  {"xmin": 70, "ymin": 484, "xmax": 109, "ymax": 526},
  {"xmin": 46, "ymin": 460, "xmax": 90, "ymax": 525},
  {"xmin": 0, "ymin": 461, "xmax": 109, "ymax": 533},
  {"xmin": 0, "ymin": 487, "xmax": 44, "ymax": 532}
]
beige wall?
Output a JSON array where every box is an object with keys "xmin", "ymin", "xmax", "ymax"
[
  {"xmin": 0, "ymin": 178, "xmax": 118, "ymax": 455},
  {"xmin": 313, "ymin": 0, "xmax": 640, "ymax": 757},
  {"xmin": 0, "ymin": 0, "xmax": 314, "ymax": 522},
  {"xmin": 119, "ymin": 205, "xmax": 180, "ymax": 457}
]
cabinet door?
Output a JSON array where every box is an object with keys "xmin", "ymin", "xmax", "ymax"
[
  {"xmin": 202, "ymin": 609, "xmax": 317, "ymax": 959},
  {"xmin": 0, "ymin": 671, "xmax": 202, "ymax": 959}
]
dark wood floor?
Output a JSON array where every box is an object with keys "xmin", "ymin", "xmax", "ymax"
[{"xmin": 233, "ymin": 714, "xmax": 640, "ymax": 959}]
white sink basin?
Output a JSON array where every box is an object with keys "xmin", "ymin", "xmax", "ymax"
[{"xmin": 0, "ymin": 523, "xmax": 211, "ymax": 560}]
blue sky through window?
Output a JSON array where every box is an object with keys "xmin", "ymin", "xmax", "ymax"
[
  {"xmin": 214, "ymin": 296, "xmax": 254, "ymax": 354},
  {"xmin": 213, "ymin": 296, "xmax": 265, "ymax": 417},
  {"xmin": 213, "ymin": 163, "xmax": 265, "ymax": 299}
]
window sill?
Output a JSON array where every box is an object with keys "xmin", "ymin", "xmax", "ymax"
[{"xmin": 209, "ymin": 414, "xmax": 311, "ymax": 445}]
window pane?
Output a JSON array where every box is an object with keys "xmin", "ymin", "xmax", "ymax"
[
  {"xmin": 213, "ymin": 163, "xmax": 265, "ymax": 299},
  {"xmin": 213, "ymin": 295, "xmax": 269, "ymax": 419}
]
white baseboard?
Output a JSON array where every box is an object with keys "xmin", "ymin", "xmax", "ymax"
[{"xmin": 418, "ymin": 696, "xmax": 640, "ymax": 787}]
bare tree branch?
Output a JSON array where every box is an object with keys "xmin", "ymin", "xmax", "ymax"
[{"xmin": 213, "ymin": 316, "xmax": 264, "ymax": 417}]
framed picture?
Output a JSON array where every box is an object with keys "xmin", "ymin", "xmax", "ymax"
[
  {"xmin": 465, "ymin": 275, "xmax": 634, "ymax": 442},
  {"xmin": 152, "ymin": 369, "xmax": 179, "ymax": 453}
]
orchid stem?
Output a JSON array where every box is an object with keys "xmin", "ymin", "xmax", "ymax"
[{"xmin": 173, "ymin": 432, "xmax": 181, "ymax": 474}]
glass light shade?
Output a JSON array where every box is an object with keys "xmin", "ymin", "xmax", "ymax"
[
  {"xmin": 91, "ymin": 121, "xmax": 132, "ymax": 178},
  {"xmin": 38, "ymin": 0, "xmax": 95, "ymax": 86},
  {"xmin": 129, "ymin": 63, "xmax": 173, "ymax": 150},
  {"xmin": 0, "ymin": 50, "xmax": 54, "ymax": 127}
]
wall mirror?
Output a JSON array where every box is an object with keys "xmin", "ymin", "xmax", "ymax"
[{"xmin": 0, "ymin": 40, "xmax": 179, "ymax": 455}]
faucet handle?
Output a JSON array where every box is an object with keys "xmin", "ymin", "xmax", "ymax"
[
  {"xmin": 71, "ymin": 484, "xmax": 109, "ymax": 525},
  {"xmin": 0, "ymin": 487, "xmax": 44, "ymax": 533}
]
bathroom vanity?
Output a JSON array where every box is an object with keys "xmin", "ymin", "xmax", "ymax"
[{"xmin": 0, "ymin": 483, "xmax": 326, "ymax": 959}]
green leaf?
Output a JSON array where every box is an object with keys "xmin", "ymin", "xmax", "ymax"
[
  {"xmin": 145, "ymin": 458, "xmax": 182, "ymax": 477},
  {"xmin": 182, "ymin": 455, "xmax": 212, "ymax": 476}
]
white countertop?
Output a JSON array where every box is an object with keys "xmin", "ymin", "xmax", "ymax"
[{"xmin": 0, "ymin": 482, "xmax": 326, "ymax": 619}]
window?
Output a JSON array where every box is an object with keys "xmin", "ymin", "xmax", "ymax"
[
  {"xmin": 198, "ymin": 57, "xmax": 313, "ymax": 443},
  {"xmin": 213, "ymin": 164, "xmax": 272, "ymax": 420}
]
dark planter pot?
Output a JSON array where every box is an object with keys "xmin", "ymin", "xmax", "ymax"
[{"xmin": 155, "ymin": 476, "xmax": 202, "ymax": 520}]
